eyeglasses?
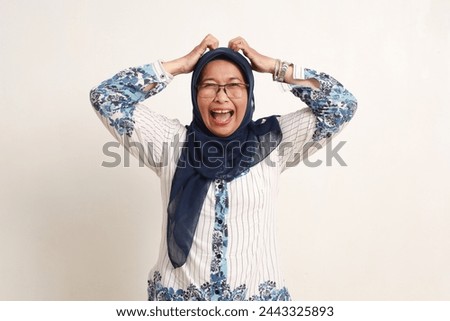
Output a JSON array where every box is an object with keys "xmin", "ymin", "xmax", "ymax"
[{"xmin": 197, "ymin": 83, "xmax": 248, "ymax": 99}]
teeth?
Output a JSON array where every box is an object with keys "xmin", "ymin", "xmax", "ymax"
[
  {"xmin": 210, "ymin": 110, "xmax": 234, "ymax": 122},
  {"xmin": 212, "ymin": 110, "xmax": 232, "ymax": 114}
]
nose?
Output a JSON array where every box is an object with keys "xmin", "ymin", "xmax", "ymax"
[{"xmin": 214, "ymin": 86, "xmax": 229, "ymax": 101}]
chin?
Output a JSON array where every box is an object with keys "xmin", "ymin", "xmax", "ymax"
[{"xmin": 210, "ymin": 127, "xmax": 235, "ymax": 138}]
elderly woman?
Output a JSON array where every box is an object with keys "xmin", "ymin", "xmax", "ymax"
[{"xmin": 89, "ymin": 34, "xmax": 357, "ymax": 301}]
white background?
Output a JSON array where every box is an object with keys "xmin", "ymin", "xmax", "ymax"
[{"xmin": 1, "ymin": 0, "xmax": 449, "ymax": 300}]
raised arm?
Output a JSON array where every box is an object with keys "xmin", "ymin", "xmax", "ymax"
[
  {"xmin": 89, "ymin": 35, "xmax": 219, "ymax": 173},
  {"xmin": 229, "ymin": 36, "xmax": 357, "ymax": 139},
  {"xmin": 227, "ymin": 36, "xmax": 358, "ymax": 168},
  {"xmin": 89, "ymin": 34, "xmax": 219, "ymax": 138}
]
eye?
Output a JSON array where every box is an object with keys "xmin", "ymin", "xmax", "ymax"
[{"xmin": 202, "ymin": 83, "xmax": 217, "ymax": 88}]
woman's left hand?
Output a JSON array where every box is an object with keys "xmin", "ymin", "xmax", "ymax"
[{"xmin": 228, "ymin": 37, "xmax": 277, "ymax": 75}]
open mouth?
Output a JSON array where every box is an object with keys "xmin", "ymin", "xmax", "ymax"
[{"xmin": 210, "ymin": 110, "xmax": 234, "ymax": 123}]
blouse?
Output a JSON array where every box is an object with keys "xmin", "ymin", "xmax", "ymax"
[{"xmin": 89, "ymin": 60, "xmax": 357, "ymax": 301}]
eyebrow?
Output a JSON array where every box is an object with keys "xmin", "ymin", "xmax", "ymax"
[{"xmin": 201, "ymin": 77, "xmax": 244, "ymax": 83}]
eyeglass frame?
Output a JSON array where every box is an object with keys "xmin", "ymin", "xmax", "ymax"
[{"xmin": 196, "ymin": 82, "xmax": 249, "ymax": 99}]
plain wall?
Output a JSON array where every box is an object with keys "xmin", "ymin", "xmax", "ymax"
[{"xmin": 1, "ymin": 0, "xmax": 449, "ymax": 300}]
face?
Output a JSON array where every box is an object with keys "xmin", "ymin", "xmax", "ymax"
[{"xmin": 196, "ymin": 60, "xmax": 248, "ymax": 137}]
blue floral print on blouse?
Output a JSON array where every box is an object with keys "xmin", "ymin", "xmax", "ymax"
[
  {"xmin": 291, "ymin": 68, "xmax": 357, "ymax": 141},
  {"xmin": 210, "ymin": 179, "xmax": 230, "ymax": 300},
  {"xmin": 89, "ymin": 64, "xmax": 168, "ymax": 136},
  {"xmin": 147, "ymin": 271, "xmax": 291, "ymax": 301}
]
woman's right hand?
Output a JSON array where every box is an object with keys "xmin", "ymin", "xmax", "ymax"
[{"xmin": 162, "ymin": 34, "xmax": 219, "ymax": 76}]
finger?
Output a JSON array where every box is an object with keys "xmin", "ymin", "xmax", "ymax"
[
  {"xmin": 192, "ymin": 35, "xmax": 215, "ymax": 57},
  {"xmin": 228, "ymin": 36, "xmax": 244, "ymax": 45},
  {"xmin": 228, "ymin": 36, "xmax": 246, "ymax": 52},
  {"xmin": 203, "ymin": 34, "xmax": 219, "ymax": 51},
  {"xmin": 207, "ymin": 38, "xmax": 219, "ymax": 50}
]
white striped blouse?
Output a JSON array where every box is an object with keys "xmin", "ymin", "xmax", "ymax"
[{"xmin": 90, "ymin": 61, "xmax": 357, "ymax": 300}]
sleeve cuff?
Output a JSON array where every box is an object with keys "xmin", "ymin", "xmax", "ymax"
[
  {"xmin": 279, "ymin": 64, "xmax": 304, "ymax": 92},
  {"xmin": 154, "ymin": 60, "xmax": 174, "ymax": 85}
]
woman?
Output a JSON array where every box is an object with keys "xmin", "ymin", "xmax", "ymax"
[{"xmin": 90, "ymin": 34, "xmax": 357, "ymax": 301}]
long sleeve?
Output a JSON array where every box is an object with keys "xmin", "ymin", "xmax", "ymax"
[
  {"xmin": 90, "ymin": 61, "xmax": 173, "ymax": 137},
  {"xmin": 278, "ymin": 66, "xmax": 358, "ymax": 171},
  {"xmin": 89, "ymin": 61, "xmax": 185, "ymax": 176}
]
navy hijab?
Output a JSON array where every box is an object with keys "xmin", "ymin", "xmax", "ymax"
[{"xmin": 167, "ymin": 48, "xmax": 282, "ymax": 268}]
